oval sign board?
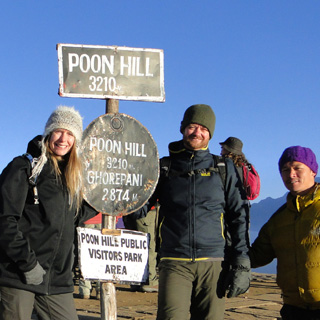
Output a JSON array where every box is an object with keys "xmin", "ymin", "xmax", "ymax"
[{"xmin": 80, "ymin": 113, "xmax": 159, "ymax": 216}]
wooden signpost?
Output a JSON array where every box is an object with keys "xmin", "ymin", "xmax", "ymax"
[{"xmin": 57, "ymin": 43, "xmax": 165, "ymax": 319}]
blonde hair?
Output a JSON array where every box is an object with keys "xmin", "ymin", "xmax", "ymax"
[{"xmin": 45, "ymin": 137, "xmax": 83, "ymax": 210}]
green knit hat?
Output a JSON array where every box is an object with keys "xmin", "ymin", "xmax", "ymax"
[{"xmin": 180, "ymin": 104, "xmax": 216, "ymax": 138}]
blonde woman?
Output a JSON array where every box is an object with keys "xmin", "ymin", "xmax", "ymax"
[{"xmin": 0, "ymin": 106, "xmax": 98, "ymax": 320}]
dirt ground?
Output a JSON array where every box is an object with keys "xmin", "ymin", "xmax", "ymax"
[
  {"xmin": 73, "ymin": 282, "xmax": 158, "ymax": 313},
  {"xmin": 73, "ymin": 273, "xmax": 281, "ymax": 319}
]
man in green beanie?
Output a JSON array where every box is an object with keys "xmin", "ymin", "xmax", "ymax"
[{"xmin": 131, "ymin": 104, "xmax": 251, "ymax": 320}]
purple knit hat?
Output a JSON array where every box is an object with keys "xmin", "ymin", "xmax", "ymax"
[{"xmin": 278, "ymin": 146, "xmax": 318, "ymax": 174}]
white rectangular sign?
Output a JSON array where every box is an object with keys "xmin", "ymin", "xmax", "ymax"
[
  {"xmin": 57, "ymin": 43, "xmax": 165, "ymax": 102},
  {"xmin": 77, "ymin": 227, "xmax": 149, "ymax": 283}
]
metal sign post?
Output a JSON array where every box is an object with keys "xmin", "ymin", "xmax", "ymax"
[
  {"xmin": 57, "ymin": 43, "xmax": 164, "ymax": 320},
  {"xmin": 78, "ymin": 99, "xmax": 159, "ymax": 319}
]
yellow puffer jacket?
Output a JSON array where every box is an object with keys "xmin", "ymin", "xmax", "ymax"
[{"xmin": 250, "ymin": 184, "xmax": 320, "ymax": 309}]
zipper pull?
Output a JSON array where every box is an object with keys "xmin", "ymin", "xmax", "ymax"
[{"xmin": 33, "ymin": 186, "xmax": 39, "ymax": 205}]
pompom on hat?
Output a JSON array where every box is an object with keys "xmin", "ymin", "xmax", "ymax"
[
  {"xmin": 180, "ymin": 104, "xmax": 216, "ymax": 139},
  {"xmin": 278, "ymin": 146, "xmax": 318, "ymax": 174}
]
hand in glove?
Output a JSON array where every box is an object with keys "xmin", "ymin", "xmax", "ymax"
[
  {"xmin": 24, "ymin": 261, "xmax": 46, "ymax": 285},
  {"xmin": 223, "ymin": 258, "xmax": 251, "ymax": 298}
]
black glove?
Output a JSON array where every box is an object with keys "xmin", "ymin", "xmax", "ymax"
[
  {"xmin": 24, "ymin": 261, "xmax": 46, "ymax": 285},
  {"xmin": 223, "ymin": 257, "xmax": 251, "ymax": 298}
]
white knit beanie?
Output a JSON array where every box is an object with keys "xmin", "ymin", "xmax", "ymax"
[
  {"xmin": 30, "ymin": 106, "xmax": 83, "ymax": 180},
  {"xmin": 44, "ymin": 105, "xmax": 83, "ymax": 145}
]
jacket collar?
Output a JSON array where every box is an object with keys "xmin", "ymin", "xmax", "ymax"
[
  {"xmin": 287, "ymin": 183, "xmax": 320, "ymax": 212},
  {"xmin": 168, "ymin": 140, "xmax": 210, "ymax": 159}
]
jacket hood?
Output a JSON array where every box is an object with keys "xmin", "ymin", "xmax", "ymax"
[{"xmin": 26, "ymin": 135, "xmax": 43, "ymax": 158}]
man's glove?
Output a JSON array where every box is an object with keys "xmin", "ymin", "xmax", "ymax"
[
  {"xmin": 223, "ymin": 257, "xmax": 251, "ymax": 298},
  {"xmin": 24, "ymin": 261, "xmax": 46, "ymax": 285}
]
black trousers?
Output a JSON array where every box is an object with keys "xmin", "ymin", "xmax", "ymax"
[{"xmin": 281, "ymin": 304, "xmax": 320, "ymax": 320}]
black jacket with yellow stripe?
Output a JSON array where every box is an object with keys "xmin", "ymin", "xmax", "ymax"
[{"xmin": 134, "ymin": 140, "xmax": 250, "ymax": 262}]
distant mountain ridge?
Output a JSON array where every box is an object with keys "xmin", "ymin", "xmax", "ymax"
[{"xmin": 250, "ymin": 194, "xmax": 287, "ymax": 232}]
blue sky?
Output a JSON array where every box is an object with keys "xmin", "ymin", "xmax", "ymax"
[{"xmin": 1, "ymin": 1, "xmax": 319, "ymax": 203}]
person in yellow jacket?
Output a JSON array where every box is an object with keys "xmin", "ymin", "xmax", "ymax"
[{"xmin": 249, "ymin": 145, "xmax": 320, "ymax": 320}]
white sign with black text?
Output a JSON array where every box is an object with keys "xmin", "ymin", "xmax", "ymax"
[{"xmin": 77, "ymin": 227, "xmax": 149, "ymax": 283}]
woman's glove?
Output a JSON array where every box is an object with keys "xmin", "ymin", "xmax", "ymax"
[
  {"xmin": 223, "ymin": 257, "xmax": 251, "ymax": 298},
  {"xmin": 24, "ymin": 261, "xmax": 46, "ymax": 285}
]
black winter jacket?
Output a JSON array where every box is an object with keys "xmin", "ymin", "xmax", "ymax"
[
  {"xmin": 0, "ymin": 136, "xmax": 97, "ymax": 295},
  {"xmin": 133, "ymin": 140, "xmax": 250, "ymax": 262}
]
